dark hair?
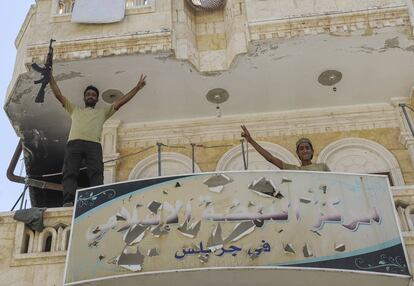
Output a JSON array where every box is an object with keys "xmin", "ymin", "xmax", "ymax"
[
  {"xmin": 296, "ymin": 138, "xmax": 313, "ymax": 151},
  {"xmin": 84, "ymin": 85, "xmax": 99, "ymax": 97}
]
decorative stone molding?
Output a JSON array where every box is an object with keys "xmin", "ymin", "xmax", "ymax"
[
  {"xmin": 249, "ymin": 6, "xmax": 410, "ymax": 41},
  {"xmin": 128, "ymin": 152, "xmax": 201, "ymax": 179},
  {"xmin": 118, "ymin": 103, "xmax": 399, "ymax": 148},
  {"xmin": 392, "ymin": 95, "xmax": 414, "ymax": 169},
  {"xmin": 26, "ymin": 32, "xmax": 172, "ymax": 65},
  {"xmin": 103, "ymin": 120, "xmax": 121, "ymax": 184},
  {"xmin": 317, "ymin": 137, "xmax": 405, "ymax": 186},
  {"xmin": 11, "ymin": 208, "xmax": 72, "ymax": 266},
  {"xmin": 216, "ymin": 141, "xmax": 299, "ymax": 171}
]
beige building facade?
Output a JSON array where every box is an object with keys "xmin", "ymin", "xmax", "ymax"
[{"xmin": 3, "ymin": 0, "xmax": 414, "ymax": 284}]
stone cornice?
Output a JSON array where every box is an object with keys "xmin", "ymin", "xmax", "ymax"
[
  {"xmin": 117, "ymin": 103, "xmax": 400, "ymax": 147},
  {"xmin": 248, "ymin": 5, "xmax": 410, "ymax": 40},
  {"xmin": 26, "ymin": 31, "xmax": 172, "ymax": 64}
]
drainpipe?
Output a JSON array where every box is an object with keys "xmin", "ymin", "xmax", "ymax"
[{"xmin": 7, "ymin": 140, "xmax": 63, "ymax": 191}]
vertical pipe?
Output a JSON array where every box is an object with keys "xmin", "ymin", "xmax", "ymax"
[
  {"xmin": 156, "ymin": 142, "xmax": 162, "ymax": 176},
  {"xmin": 400, "ymin": 103, "xmax": 414, "ymax": 137},
  {"xmin": 241, "ymin": 139, "xmax": 247, "ymax": 170},
  {"xmin": 191, "ymin": 143, "xmax": 196, "ymax": 173}
]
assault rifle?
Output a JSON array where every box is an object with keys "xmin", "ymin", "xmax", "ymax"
[{"xmin": 31, "ymin": 39, "xmax": 56, "ymax": 103}]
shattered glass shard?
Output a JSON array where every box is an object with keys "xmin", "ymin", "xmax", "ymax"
[
  {"xmin": 117, "ymin": 248, "xmax": 145, "ymax": 272},
  {"xmin": 281, "ymin": 177, "xmax": 292, "ymax": 183},
  {"xmin": 147, "ymin": 201, "xmax": 162, "ymax": 214},
  {"xmin": 283, "ymin": 243, "xmax": 295, "ymax": 254},
  {"xmin": 335, "ymin": 243, "xmax": 345, "ymax": 252},
  {"xmin": 147, "ymin": 248, "xmax": 159, "ymax": 257},
  {"xmin": 248, "ymin": 177, "xmax": 277, "ymax": 197},
  {"xmin": 198, "ymin": 254, "xmax": 209, "ymax": 263},
  {"xmin": 303, "ymin": 243, "xmax": 313, "ymax": 257},
  {"xmin": 206, "ymin": 223, "xmax": 224, "ymax": 251},
  {"xmin": 124, "ymin": 224, "xmax": 148, "ymax": 245},
  {"xmin": 224, "ymin": 221, "xmax": 256, "ymax": 243},
  {"xmin": 253, "ymin": 219, "xmax": 264, "ymax": 227},
  {"xmin": 300, "ymin": 197, "xmax": 312, "ymax": 204},
  {"xmin": 151, "ymin": 224, "xmax": 170, "ymax": 237},
  {"xmin": 203, "ymin": 174, "xmax": 232, "ymax": 193},
  {"xmin": 177, "ymin": 220, "xmax": 201, "ymax": 238}
]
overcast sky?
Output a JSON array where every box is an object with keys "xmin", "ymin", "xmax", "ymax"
[{"xmin": 1, "ymin": 1, "xmax": 35, "ymax": 211}]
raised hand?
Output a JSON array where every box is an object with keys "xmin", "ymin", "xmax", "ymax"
[
  {"xmin": 137, "ymin": 74, "xmax": 147, "ymax": 89},
  {"xmin": 241, "ymin": 125, "xmax": 252, "ymax": 142}
]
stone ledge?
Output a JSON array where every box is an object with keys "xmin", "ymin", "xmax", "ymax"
[
  {"xmin": 26, "ymin": 31, "xmax": 172, "ymax": 64},
  {"xmin": 11, "ymin": 251, "xmax": 66, "ymax": 267},
  {"xmin": 249, "ymin": 6, "xmax": 410, "ymax": 40},
  {"xmin": 117, "ymin": 103, "xmax": 399, "ymax": 147}
]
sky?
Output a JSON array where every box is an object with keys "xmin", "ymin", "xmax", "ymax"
[{"xmin": 1, "ymin": 1, "xmax": 35, "ymax": 211}]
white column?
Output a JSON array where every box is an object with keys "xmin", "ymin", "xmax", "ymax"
[{"xmin": 101, "ymin": 120, "xmax": 121, "ymax": 184}]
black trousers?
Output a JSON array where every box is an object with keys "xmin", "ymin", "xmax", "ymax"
[{"xmin": 62, "ymin": 140, "xmax": 103, "ymax": 205}]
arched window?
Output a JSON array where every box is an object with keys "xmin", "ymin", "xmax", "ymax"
[
  {"xmin": 21, "ymin": 229, "xmax": 34, "ymax": 254},
  {"xmin": 317, "ymin": 137, "xmax": 404, "ymax": 186},
  {"xmin": 129, "ymin": 152, "xmax": 201, "ymax": 179},
  {"xmin": 216, "ymin": 142, "xmax": 299, "ymax": 171},
  {"xmin": 38, "ymin": 227, "xmax": 57, "ymax": 252}
]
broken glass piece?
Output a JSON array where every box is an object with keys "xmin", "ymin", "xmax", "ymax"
[
  {"xmin": 253, "ymin": 219, "xmax": 264, "ymax": 227},
  {"xmin": 224, "ymin": 221, "xmax": 256, "ymax": 243},
  {"xmin": 147, "ymin": 201, "xmax": 162, "ymax": 214},
  {"xmin": 248, "ymin": 251, "xmax": 259, "ymax": 260},
  {"xmin": 303, "ymin": 244, "xmax": 313, "ymax": 257},
  {"xmin": 248, "ymin": 177, "xmax": 277, "ymax": 197},
  {"xmin": 124, "ymin": 224, "xmax": 148, "ymax": 245},
  {"xmin": 116, "ymin": 215, "xmax": 126, "ymax": 221},
  {"xmin": 116, "ymin": 207, "xmax": 130, "ymax": 221},
  {"xmin": 117, "ymin": 225, "xmax": 130, "ymax": 233},
  {"xmin": 248, "ymin": 201, "xmax": 255, "ymax": 207},
  {"xmin": 107, "ymin": 256, "xmax": 118, "ymax": 264},
  {"xmin": 198, "ymin": 254, "xmax": 209, "ymax": 263},
  {"xmin": 230, "ymin": 200, "xmax": 240, "ymax": 210},
  {"xmin": 117, "ymin": 248, "xmax": 144, "ymax": 272},
  {"xmin": 300, "ymin": 197, "xmax": 312, "ymax": 204},
  {"xmin": 151, "ymin": 224, "xmax": 170, "ymax": 237},
  {"xmin": 310, "ymin": 230, "xmax": 321, "ymax": 236},
  {"xmin": 335, "ymin": 243, "xmax": 345, "ymax": 252},
  {"xmin": 177, "ymin": 220, "xmax": 201, "ymax": 238},
  {"xmin": 274, "ymin": 192, "xmax": 284, "ymax": 199},
  {"xmin": 175, "ymin": 182, "xmax": 181, "ymax": 188},
  {"xmin": 147, "ymin": 248, "xmax": 159, "ymax": 257},
  {"xmin": 281, "ymin": 177, "xmax": 292, "ymax": 183},
  {"xmin": 163, "ymin": 190, "xmax": 168, "ymax": 195},
  {"xmin": 283, "ymin": 243, "xmax": 295, "ymax": 254},
  {"xmin": 203, "ymin": 174, "xmax": 232, "ymax": 193},
  {"xmin": 206, "ymin": 223, "xmax": 223, "ymax": 251}
]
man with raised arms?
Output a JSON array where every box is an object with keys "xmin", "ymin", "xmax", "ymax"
[
  {"xmin": 240, "ymin": 125, "xmax": 330, "ymax": 171},
  {"xmin": 50, "ymin": 74, "xmax": 147, "ymax": 206}
]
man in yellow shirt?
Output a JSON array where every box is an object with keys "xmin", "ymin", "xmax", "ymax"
[
  {"xmin": 240, "ymin": 125, "xmax": 330, "ymax": 171},
  {"xmin": 50, "ymin": 74, "xmax": 147, "ymax": 206}
]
